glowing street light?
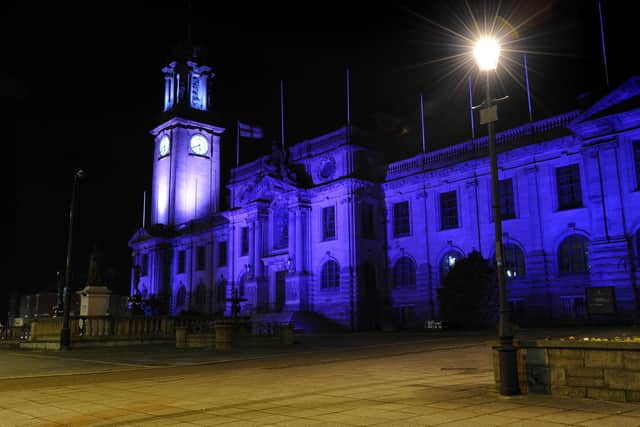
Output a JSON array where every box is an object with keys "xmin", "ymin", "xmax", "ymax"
[
  {"xmin": 473, "ymin": 36, "xmax": 518, "ymax": 396},
  {"xmin": 473, "ymin": 37, "xmax": 501, "ymax": 71}
]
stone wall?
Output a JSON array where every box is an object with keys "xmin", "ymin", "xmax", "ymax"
[
  {"xmin": 24, "ymin": 316, "xmax": 175, "ymax": 349},
  {"xmin": 492, "ymin": 339, "xmax": 640, "ymax": 402},
  {"xmin": 175, "ymin": 322, "xmax": 294, "ymax": 350}
]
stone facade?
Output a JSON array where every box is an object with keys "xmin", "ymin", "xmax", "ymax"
[{"xmin": 129, "ymin": 51, "xmax": 640, "ymax": 330}]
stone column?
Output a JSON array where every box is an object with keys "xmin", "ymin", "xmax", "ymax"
[
  {"xmin": 525, "ymin": 165, "xmax": 551, "ymax": 321},
  {"xmin": 249, "ymin": 220, "xmax": 255, "ymax": 273},
  {"xmin": 585, "ymin": 141, "xmax": 636, "ymax": 317},
  {"xmin": 285, "ymin": 205, "xmax": 301, "ymax": 311},
  {"xmin": 254, "ymin": 211, "xmax": 268, "ymax": 310},
  {"xmin": 254, "ymin": 219, "xmax": 263, "ymax": 279}
]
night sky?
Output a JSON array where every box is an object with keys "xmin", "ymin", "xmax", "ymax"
[{"xmin": 4, "ymin": 1, "xmax": 637, "ymax": 318}]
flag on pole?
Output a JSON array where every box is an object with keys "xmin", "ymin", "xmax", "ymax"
[
  {"xmin": 238, "ymin": 122, "xmax": 264, "ymax": 139},
  {"xmin": 237, "ymin": 120, "xmax": 264, "ymax": 167}
]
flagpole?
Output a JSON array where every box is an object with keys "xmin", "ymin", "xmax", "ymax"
[
  {"xmin": 468, "ymin": 76, "xmax": 475, "ymax": 140},
  {"xmin": 280, "ymin": 80, "xmax": 285, "ymax": 150},
  {"xmin": 598, "ymin": 0, "xmax": 609, "ymax": 88},
  {"xmin": 346, "ymin": 67, "xmax": 351, "ymax": 139},
  {"xmin": 524, "ymin": 54, "xmax": 533, "ymax": 122},
  {"xmin": 420, "ymin": 93, "xmax": 426, "ymax": 154},
  {"xmin": 236, "ymin": 119, "xmax": 240, "ymax": 168},
  {"xmin": 142, "ymin": 191, "xmax": 146, "ymax": 228}
]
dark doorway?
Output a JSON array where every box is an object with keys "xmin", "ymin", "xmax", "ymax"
[
  {"xmin": 361, "ymin": 263, "xmax": 378, "ymax": 329},
  {"xmin": 275, "ymin": 271, "xmax": 286, "ymax": 312}
]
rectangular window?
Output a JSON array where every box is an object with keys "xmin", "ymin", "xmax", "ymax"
[
  {"xmin": 560, "ymin": 295, "xmax": 586, "ymax": 320},
  {"xmin": 196, "ymin": 246, "xmax": 206, "ymax": 271},
  {"xmin": 440, "ymin": 191, "xmax": 459, "ymax": 229},
  {"xmin": 634, "ymin": 140, "xmax": 640, "ymax": 188},
  {"xmin": 217, "ymin": 242, "xmax": 227, "ymax": 267},
  {"xmin": 361, "ymin": 203, "xmax": 375, "ymax": 239},
  {"xmin": 273, "ymin": 208, "xmax": 288, "ymax": 250},
  {"xmin": 177, "ymin": 250, "xmax": 186, "ymax": 274},
  {"xmin": 241, "ymin": 227, "xmax": 249, "ymax": 255},
  {"xmin": 499, "ymin": 178, "xmax": 516, "ymax": 219},
  {"xmin": 393, "ymin": 201, "xmax": 410, "ymax": 237},
  {"xmin": 141, "ymin": 254, "xmax": 149, "ymax": 276},
  {"xmin": 556, "ymin": 164, "xmax": 583, "ymax": 210},
  {"xmin": 322, "ymin": 206, "xmax": 336, "ymax": 240}
]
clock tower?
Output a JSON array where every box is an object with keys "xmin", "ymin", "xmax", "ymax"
[{"xmin": 149, "ymin": 45, "xmax": 225, "ymax": 226}]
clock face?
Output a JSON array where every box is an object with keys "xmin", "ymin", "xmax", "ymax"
[
  {"xmin": 159, "ymin": 136, "xmax": 170, "ymax": 156},
  {"xmin": 190, "ymin": 134, "xmax": 208, "ymax": 155}
]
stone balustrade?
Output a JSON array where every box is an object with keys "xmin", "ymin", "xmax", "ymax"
[
  {"xmin": 387, "ymin": 110, "xmax": 580, "ymax": 180},
  {"xmin": 27, "ymin": 316, "xmax": 175, "ymax": 348}
]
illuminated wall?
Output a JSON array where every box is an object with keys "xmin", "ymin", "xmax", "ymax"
[{"xmin": 131, "ymin": 73, "xmax": 640, "ymax": 328}]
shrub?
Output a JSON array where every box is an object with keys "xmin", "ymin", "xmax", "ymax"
[{"xmin": 439, "ymin": 250, "xmax": 498, "ymax": 329}]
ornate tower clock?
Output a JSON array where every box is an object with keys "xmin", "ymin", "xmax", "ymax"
[{"xmin": 150, "ymin": 46, "xmax": 225, "ymax": 226}]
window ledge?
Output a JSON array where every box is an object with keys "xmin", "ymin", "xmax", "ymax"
[{"xmin": 556, "ymin": 205, "xmax": 585, "ymax": 212}]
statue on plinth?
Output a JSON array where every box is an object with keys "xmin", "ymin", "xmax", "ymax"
[
  {"xmin": 77, "ymin": 243, "xmax": 111, "ymax": 317},
  {"xmin": 87, "ymin": 243, "xmax": 104, "ymax": 285}
]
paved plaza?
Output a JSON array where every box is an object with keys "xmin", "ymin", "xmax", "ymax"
[{"xmin": 1, "ymin": 330, "xmax": 640, "ymax": 426}]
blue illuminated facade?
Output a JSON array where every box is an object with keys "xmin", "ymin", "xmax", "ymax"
[{"xmin": 130, "ymin": 51, "xmax": 640, "ymax": 328}]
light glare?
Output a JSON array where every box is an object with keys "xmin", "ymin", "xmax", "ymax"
[{"xmin": 474, "ymin": 37, "xmax": 501, "ymax": 71}]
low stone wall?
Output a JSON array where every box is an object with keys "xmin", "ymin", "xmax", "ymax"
[
  {"xmin": 24, "ymin": 316, "xmax": 175, "ymax": 349},
  {"xmin": 491, "ymin": 339, "xmax": 640, "ymax": 402},
  {"xmin": 176, "ymin": 322, "xmax": 294, "ymax": 350}
]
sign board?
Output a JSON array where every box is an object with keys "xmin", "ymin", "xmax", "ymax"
[
  {"xmin": 586, "ymin": 286, "xmax": 616, "ymax": 315},
  {"xmin": 479, "ymin": 105, "xmax": 498, "ymax": 125},
  {"xmin": 13, "ymin": 317, "xmax": 24, "ymax": 327}
]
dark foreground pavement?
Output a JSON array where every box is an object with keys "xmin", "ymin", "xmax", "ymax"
[{"xmin": 0, "ymin": 328, "xmax": 639, "ymax": 426}]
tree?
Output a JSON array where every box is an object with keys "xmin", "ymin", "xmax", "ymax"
[{"xmin": 439, "ymin": 250, "xmax": 498, "ymax": 329}]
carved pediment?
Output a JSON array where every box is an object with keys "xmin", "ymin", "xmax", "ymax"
[
  {"xmin": 569, "ymin": 76, "xmax": 640, "ymax": 137},
  {"xmin": 128, "ymin": 228, "xmax": 153, "ymax": 246},
  {"xmin": 239, "ymin": 175, "xmax": 298, "ymax": 204}
]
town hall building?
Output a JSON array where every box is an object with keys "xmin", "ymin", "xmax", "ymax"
[{"xmin": 129, "ymin": 48, "xmax": 640, "ymax": 330}]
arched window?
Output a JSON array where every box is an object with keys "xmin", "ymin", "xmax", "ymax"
[
  {"xmin": 321, "ymin": 260, "xmax": 339, "ymax": 289},
  {"xmin": 393, "ymin": 257, "xmax": 416, "ymax": 288},
  {"xmin": 273, "ymin": 205, "xmax": 289, "ymax": 250},
  {"xmin": 439, "ymin": 250, "xmax": 463, "ymax": 284},
  {"xmin": 195, "ymin": 284, "xmax": 206, "ymax": 309},
  {"xmin": 558, "ymin": 235, "xmax": 590, "ymax": 274},
  {"xmin": 503, "ymin": 244, "xmax": 525, "ymax": 279},
  {"xmin": 176, "ymin": 286, "xmax": 187, "ymax": 307}
]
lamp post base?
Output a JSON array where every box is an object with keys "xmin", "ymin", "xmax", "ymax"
[
  {"xmin": 498, "ymin": 338, "xmax": 519, "ymax": 396},
  {"xmin": 60, "ymin": 327, "xmax": 71, "ymax": 351}
]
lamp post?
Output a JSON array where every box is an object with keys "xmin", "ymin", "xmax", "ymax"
[
  {"xmin": 473, "ymin": 37, "xmax": 518, "ymax": 395},
  {"xmin": 60, "ymin": 169, "xmax": 85, "ymax": 350}
]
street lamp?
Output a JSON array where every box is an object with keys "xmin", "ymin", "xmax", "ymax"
[
  {"xmin": 60, "ymin": 169, "xmax": 85, "ymax": 350},
  {"xmin": 473, "ymin": 37, "xmax": 518, "ymax": 396}
]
